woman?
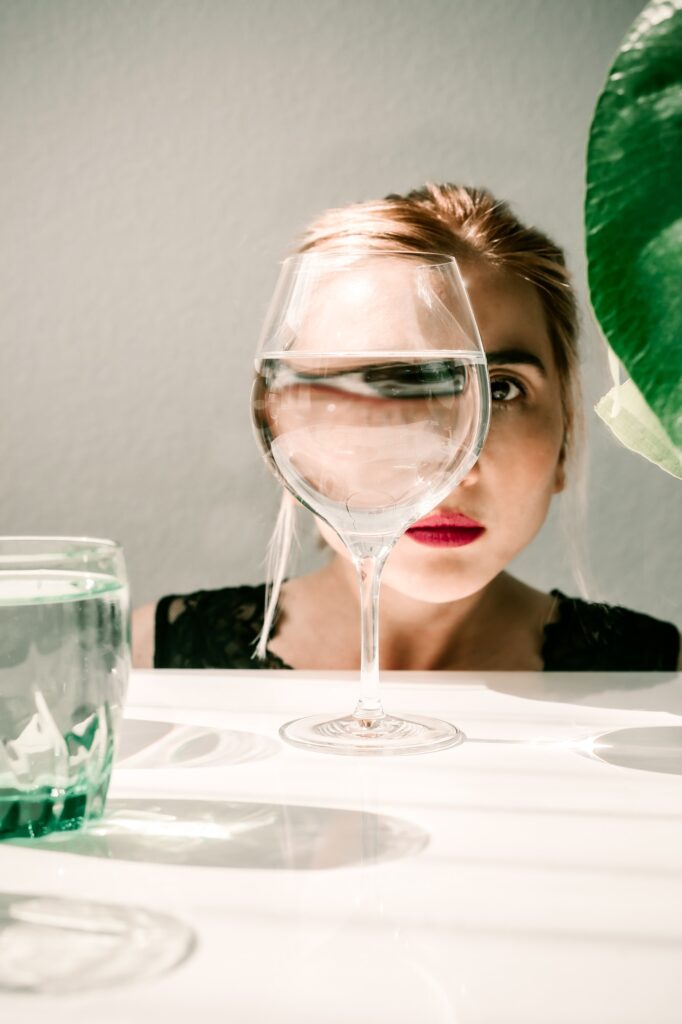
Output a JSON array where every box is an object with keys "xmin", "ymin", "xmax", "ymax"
[{"xmin": 133, "ymin": 183, "xmax": 680, "ymax": 671}]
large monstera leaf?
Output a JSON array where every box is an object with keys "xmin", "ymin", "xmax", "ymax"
[{"xmin": 586, "ymin": 0, "xmax": 682, "ymax": 476}]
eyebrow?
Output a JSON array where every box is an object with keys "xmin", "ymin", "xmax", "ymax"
[{"xmin": 485, "ymin": 348, "xmax": 547, "ymax": 376}]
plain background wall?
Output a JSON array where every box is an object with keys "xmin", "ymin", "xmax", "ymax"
[{"xmin": 1, "ymin": 0, "xmax": 680, "ymax": 624}]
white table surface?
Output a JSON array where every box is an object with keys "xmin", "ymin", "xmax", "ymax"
[{"xmin": 2, "ymin": 668, "xmax": 682, "ymax": 1023}]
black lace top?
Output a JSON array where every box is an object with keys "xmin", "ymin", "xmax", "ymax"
[{"xmin": 154, "ymin": 584, "xmax": 680, "ymax": 672}]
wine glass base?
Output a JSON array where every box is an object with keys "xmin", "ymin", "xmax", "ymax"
[{"xmin": 279, "ymin": 712, "xmax": 465, "ymax": 756}]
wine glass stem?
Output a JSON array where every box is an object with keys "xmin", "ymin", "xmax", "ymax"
[{"xmin": 352, "ymin": 553, "xmax": 388, "ymax": 723}]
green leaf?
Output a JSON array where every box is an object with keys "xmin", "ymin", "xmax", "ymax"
[
  {"xmin": 586, "ymin": 0, "xmax": 682, "ymax": 452},
  {"xmin": 595, "ymin": 377, "xmax": 682, "ymax": 478}
]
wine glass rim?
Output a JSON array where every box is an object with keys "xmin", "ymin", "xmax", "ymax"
[
  {"xmin": 281, "ymin": 249, "xmax": 461, "ymax": 270},
  {"xmin": 0, "ymin": 535, "xmax": 122, "ymax": 551}
]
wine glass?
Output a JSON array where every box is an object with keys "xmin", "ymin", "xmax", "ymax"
[{"xmin": 251, "ymin": 249, "xmax": 490, "ymax": 754}]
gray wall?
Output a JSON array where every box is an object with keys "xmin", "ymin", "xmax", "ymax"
[{"xmin": 1, "ymin": 0, "xmax": 679, "ymax": 624}]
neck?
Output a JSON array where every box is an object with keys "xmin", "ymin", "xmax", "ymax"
[{"xmin": 320, "ymin": 554, "xmax": 516, "ymax": 671}]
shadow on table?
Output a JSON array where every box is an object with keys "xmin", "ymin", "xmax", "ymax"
[
  {"xmin": 0, "ymin": 890, "xmax": 195, "ymax": 995},
  {"xmin": 486, "ymin": 670, "xmax": 682, "ymax": 715},
  {"xmin": 479, "ymin": 671, "xmax": 682, "ymax": 776},
  {"xmin": 585, "ymin": 725, "xmax": 682, "ymax": 776},
  {"xmin": 116, "ymin": 718, "xmax": 280, "ymax": 768},
  {"xmin": 14, "ymin": 797, "xmax": 429, "ymax": 870}
]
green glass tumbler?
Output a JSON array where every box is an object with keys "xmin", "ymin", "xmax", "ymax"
[{"xmin": 0, "ymin": 537, "xmax": 130, "ymax": 839}]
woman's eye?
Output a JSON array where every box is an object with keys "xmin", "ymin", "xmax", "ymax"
[{"xmin": 490, "ymin": 377, "xmax": 524, "ymax": 403}]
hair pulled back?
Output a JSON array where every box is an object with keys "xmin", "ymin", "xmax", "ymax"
[{"xmin": 297, "ymin": 183, "xmax": 580, "ymax": 460}]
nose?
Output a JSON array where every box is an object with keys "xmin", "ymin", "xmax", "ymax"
[{"xmin": 456, "ymin": 453, "xmax": 482, "ymax": 488}]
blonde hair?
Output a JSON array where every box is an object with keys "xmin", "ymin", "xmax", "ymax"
[{"xmin": 254, "ymin": 183, "xmax": 584, "ymax": 660}]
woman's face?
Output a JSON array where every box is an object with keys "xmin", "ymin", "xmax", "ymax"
[{"xmin": 315, "ymin": 259, "xmax": 568, "ymax": 602}]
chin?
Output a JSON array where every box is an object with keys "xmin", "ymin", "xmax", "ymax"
[{"xmin": 381, "ymin": 567, "xmax": 494, "ymax": 605}]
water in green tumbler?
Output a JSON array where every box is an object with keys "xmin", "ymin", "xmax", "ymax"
[{"xmin": 0, "ymin": 538, "xmax": 130, "ymax": 839}]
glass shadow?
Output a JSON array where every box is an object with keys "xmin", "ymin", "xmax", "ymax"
[
  {"xmin": 14, "ymin": 797, "xmax": 429, "ymax": 870},
  {"xmin": 116, "ymin": 718, "xmax": 280, "ymax": 768},
  {"xmin": 0, "ymin": 891, "xmax": 195, "ymax": 995},
  {"xmin": 586, "ymin": 725, "xmax": 682, "ymax": 776},
  {"xmin": 486, "ymin": 669, "xmax": 681, "ymax": 715}
]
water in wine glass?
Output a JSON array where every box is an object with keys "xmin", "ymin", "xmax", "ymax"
[{"xmin": 252, "ymin": 349, "xmax": 487, "ymax": 549}]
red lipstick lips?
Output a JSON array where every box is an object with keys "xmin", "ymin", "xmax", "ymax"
[{"xmin": 406, "ymin": 511, "xmax": 485, "ymax": 548}]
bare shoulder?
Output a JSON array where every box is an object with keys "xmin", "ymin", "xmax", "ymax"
[
  {"xmin": 497, "ymin": 573, "xmax": 558, "ymax": 624},
  {"xmin": 269, "ymin": 563, "xmax": 359, "ymax": 670},
  {"xmin": 132, "ymin": 602, "xmax": 156, "ymax": 669}
]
